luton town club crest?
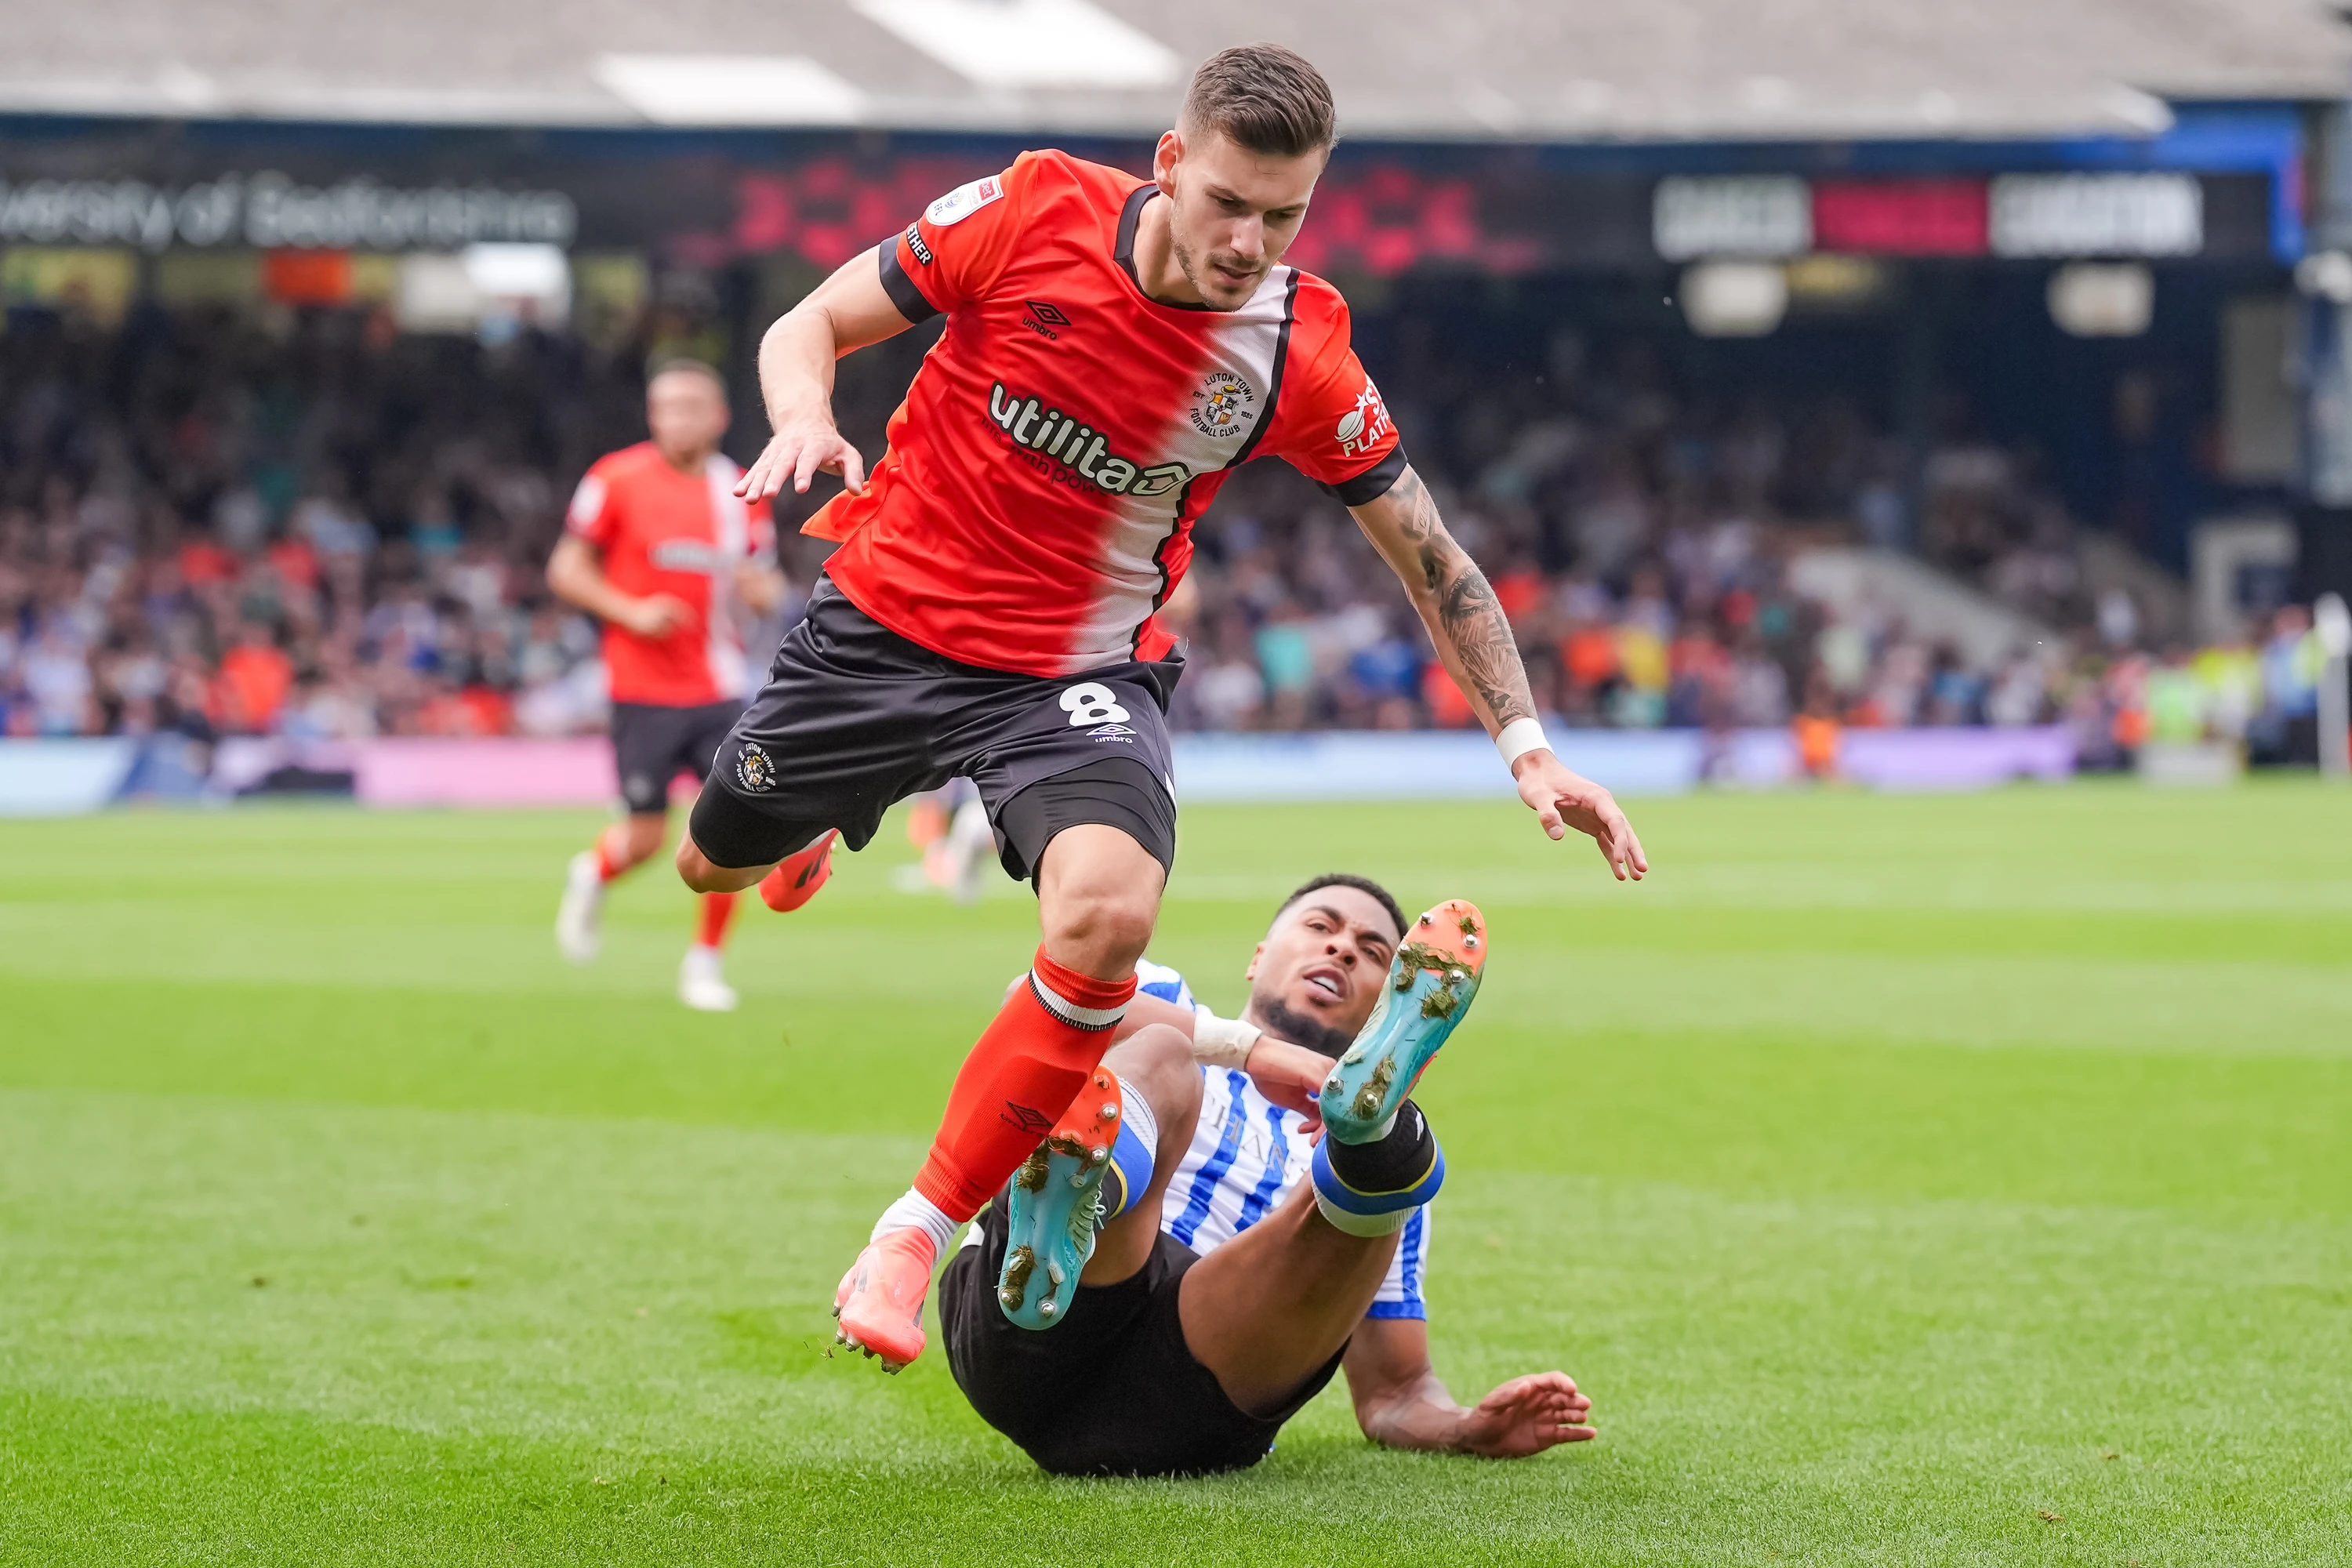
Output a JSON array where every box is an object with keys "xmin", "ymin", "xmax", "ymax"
[{"xmin": 1188, "ymin": 369, "xmax": 1256, "ymax": 440}]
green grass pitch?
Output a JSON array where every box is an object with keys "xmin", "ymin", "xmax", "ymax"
[{"xmin": 2, "ymin": 782, "xmax": 2349, "ymax": 1565}]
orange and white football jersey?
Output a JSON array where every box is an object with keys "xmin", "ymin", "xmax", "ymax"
[{"xmin": 809, "ymin": 150, "xmax": 1407, "ymax": 678}]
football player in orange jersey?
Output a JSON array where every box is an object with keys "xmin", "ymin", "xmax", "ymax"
[
  {"xmin": 675, "ymin": 45, "xmax": 1647, "ymax": 1370},
  {"xmin": 547, "ymin": 362, "xmax": 786, "ymax": 1011}
]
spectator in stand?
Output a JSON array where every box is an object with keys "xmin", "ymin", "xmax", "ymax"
[
  {"xmin": 2143, "ymin": 650, "xmax": 2209, "ymax": 744},
  {"xmin": 2252, "ymin": 605, "xmax": 2325, "ymax": 764},
  {"xmin": 22, "ymin": 622, "xmax": 95, "ymax": 736},
  {"xmin": 1793, "ymin": 670, "xmax": 1843, "ymax": 780},
  {"xmin": 216, "ymin": 620, "xmax": 293, "ymax": 734}
]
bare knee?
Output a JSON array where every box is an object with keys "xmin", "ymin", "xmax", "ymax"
[
  {"xmin": 675, "ymin": 835, "xmax": 766, "ymax": 895},
  {"xmin": 1036, "ymin": 826, "xmax": 1165, "ymax": 978},
  {"xmin": 1105, "ymin": 1023, "xmax": 1202, "ymax": 1148},
  {"xmin": 674, "ymin": 836, "xmax": 722, "ymax": 892},
  {"xmin": 1044, "ymin": 888, "xmax": 1157, "ymax": 975},
  {"xmin": 1081, "ymin": 1022, "xmax": 1202, "ymax": 1284}
]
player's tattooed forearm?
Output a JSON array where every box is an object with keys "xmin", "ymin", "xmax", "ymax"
[
  {"xmin": 1374, "ymin": 466, "xmax": 1535, "ymax": 726},
  {"xmin": 1434, "ymin": 552, "xmax": 1535, "ymax": 727}
]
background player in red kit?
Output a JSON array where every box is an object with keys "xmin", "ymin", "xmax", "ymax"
[
  {"xmin": 673, "ymin": 45, "xmax": 1648, "ymax": 1371},
  {"xmin": 548, "ymin": 361, "xmax": 785, "ymax": 1012}
]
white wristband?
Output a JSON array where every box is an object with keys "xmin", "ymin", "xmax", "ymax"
[
  {"xmin": 1190, "ymin": 1013, "xmax": 1262, "ymax": 1069},
  {"xmin": 1495, "ymin": 717, "xmax": 1552, "ymax": 768}
]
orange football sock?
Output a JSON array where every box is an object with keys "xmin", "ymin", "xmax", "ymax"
[
  {"xmin": 758, "ymin": 829, "xmax": 837, "ymax": 913},
  {"xmin": 695, "ymin": 891, "xmax": 739, "ymax": 950},
  {"xmin": 910, "ymin": 947, "xmax": 1137, "ymax": 1221}
]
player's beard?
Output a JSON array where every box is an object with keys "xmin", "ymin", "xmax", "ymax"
[
  {"xmin": 1246, "ymin": 986, "xmax": 1358, "ymax": 1059},
  {"xmin": 1169, "ymin": 222, "xmax": 1261, "ymax": 314}
]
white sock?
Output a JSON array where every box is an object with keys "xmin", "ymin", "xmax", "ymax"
[
  {"xmin": 872, "ymin": 1188, "xmax": 960, "ymax": 1260},
  {"xmin": 1119, "ymin": 1076, "xmax": 1160, "ymax": 1162}
]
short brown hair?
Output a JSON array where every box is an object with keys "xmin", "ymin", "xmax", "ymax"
[
  {"xmin": 647, "ymin": 357, "xmax": 727, "ymax": 397},
  {"xmin": 1180, "ymin": 44, "xmax": 1336, "ymax": 158}
]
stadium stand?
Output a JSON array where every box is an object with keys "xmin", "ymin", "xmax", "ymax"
[{"xmin": 0, "ymin": 298, "xmax": 2331, "ymax": 768}]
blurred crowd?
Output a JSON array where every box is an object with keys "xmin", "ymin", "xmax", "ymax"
[
  {"xmin": 0, "ymin": 303, "xmax": 645, "ymax": 744},
  {"xmin": 1157, "ymin": 330, "xmax": 2332, "ymax": 765},
  {"xmin": 0, "ymin": 301, "xmax": 2335, "ymax": 767}
]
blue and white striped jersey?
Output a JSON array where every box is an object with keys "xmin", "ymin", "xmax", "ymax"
[{"xmin": 1135, "ymin": 960, "xmax": 1430, "ymax": 1321}]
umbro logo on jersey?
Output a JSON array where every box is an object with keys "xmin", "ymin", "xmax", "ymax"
[
  {"xmin": 1021, "ymin": 299, "xmax": 1067, "ymax": 340},
  {"xmin": 986, "ymin": 382, "xmax": 1190, "ymax": 499}
]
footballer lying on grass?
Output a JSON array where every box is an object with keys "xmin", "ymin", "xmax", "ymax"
[{"xmin": 928, "ymin": 873, "xmax": 1596, "ymax": 1476}]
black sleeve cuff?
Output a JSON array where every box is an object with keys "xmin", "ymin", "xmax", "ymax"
[
  {"xmin": 1319, "ymin": 447, "xmax": 1410, "ymax": 507},
  {"xmin": 879, "ymin": 244, "xmax": 941, "ymax": 325}
]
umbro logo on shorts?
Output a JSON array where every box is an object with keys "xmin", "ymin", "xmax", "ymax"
[{"xmin": 1087, "ymin": 722, "xmax": 1137, "ymax": 744}]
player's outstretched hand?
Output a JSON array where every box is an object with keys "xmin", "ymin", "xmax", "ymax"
[
  {"xmin": 737, "ymin": 416, "xmax": 867, "ymax": 501},
  {"xmin": 1241, "ymin": 1038, "xmax": 1330, "ymax": 1133},
  {"xmin": 1457, "ymin": 1371, "xmax": 1596, "ymax": 1458},
  {"xmin": 1512, "ymin": 751, "xmax": 1647, "ymax": 881}
]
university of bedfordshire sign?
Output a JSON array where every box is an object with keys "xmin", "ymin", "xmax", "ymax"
[{"xmin": 0, "ymin": 172, "xmax": 578, "ymax": 252}]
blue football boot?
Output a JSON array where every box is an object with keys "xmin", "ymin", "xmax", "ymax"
[
  {"xmin": 996, "ymin": 1066, "xmax": 1122, "ymax": 1330},
  {"xmin": 1319, "ymin": 899, "xmax": 1486, "ymax": 1144}
]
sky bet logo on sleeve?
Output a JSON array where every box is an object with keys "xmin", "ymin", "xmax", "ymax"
[{"xmin": 986, "ymin": 383, "xmax": 1190, "ymax": 498}]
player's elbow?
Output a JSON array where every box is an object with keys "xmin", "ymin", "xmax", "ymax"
[
  {"xmin": 768, "ymin": 298, "xmax": 843, "ymax": 362},
  {"xmin": 544, "ymin": 543, "xmax": 586, "ymax": 604},
  {"xmin": 760, "ymin": 307, "xmax": 803, "ymax": 352},
  {"xmin": 1350, "ymin": 1392, "xmax": 1416, "ymax": 1450}
]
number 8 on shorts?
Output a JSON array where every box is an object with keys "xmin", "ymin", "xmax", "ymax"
[{"xmin": 1059, "ymin": 682, "xmax": 1130, "ymax": 727}]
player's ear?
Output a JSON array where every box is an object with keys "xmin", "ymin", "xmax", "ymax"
[
  {"xmin": 1154, "ymin": 129, "xmax": 1183, "ymax": 195},
  {"xmin": 1243, "ymin": 939, "xmax": 1265, "ymax": 982}
]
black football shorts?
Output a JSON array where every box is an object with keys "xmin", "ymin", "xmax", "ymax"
[
  {"xmin": 938, "ymin": 1192, "xmax": 1345, "ymax": 1477},
  {"xmin": 687, "ymin": 576, "xmax": 1181, "ymax": 883},
  {"xmin": 609, "ymin": 699, "xmax": 745, "ymax": 815}
]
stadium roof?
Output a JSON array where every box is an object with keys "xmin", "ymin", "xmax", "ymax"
[{"xmin": 0, "ymin": 0, "xmax": 2347, "ymax": 143}]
